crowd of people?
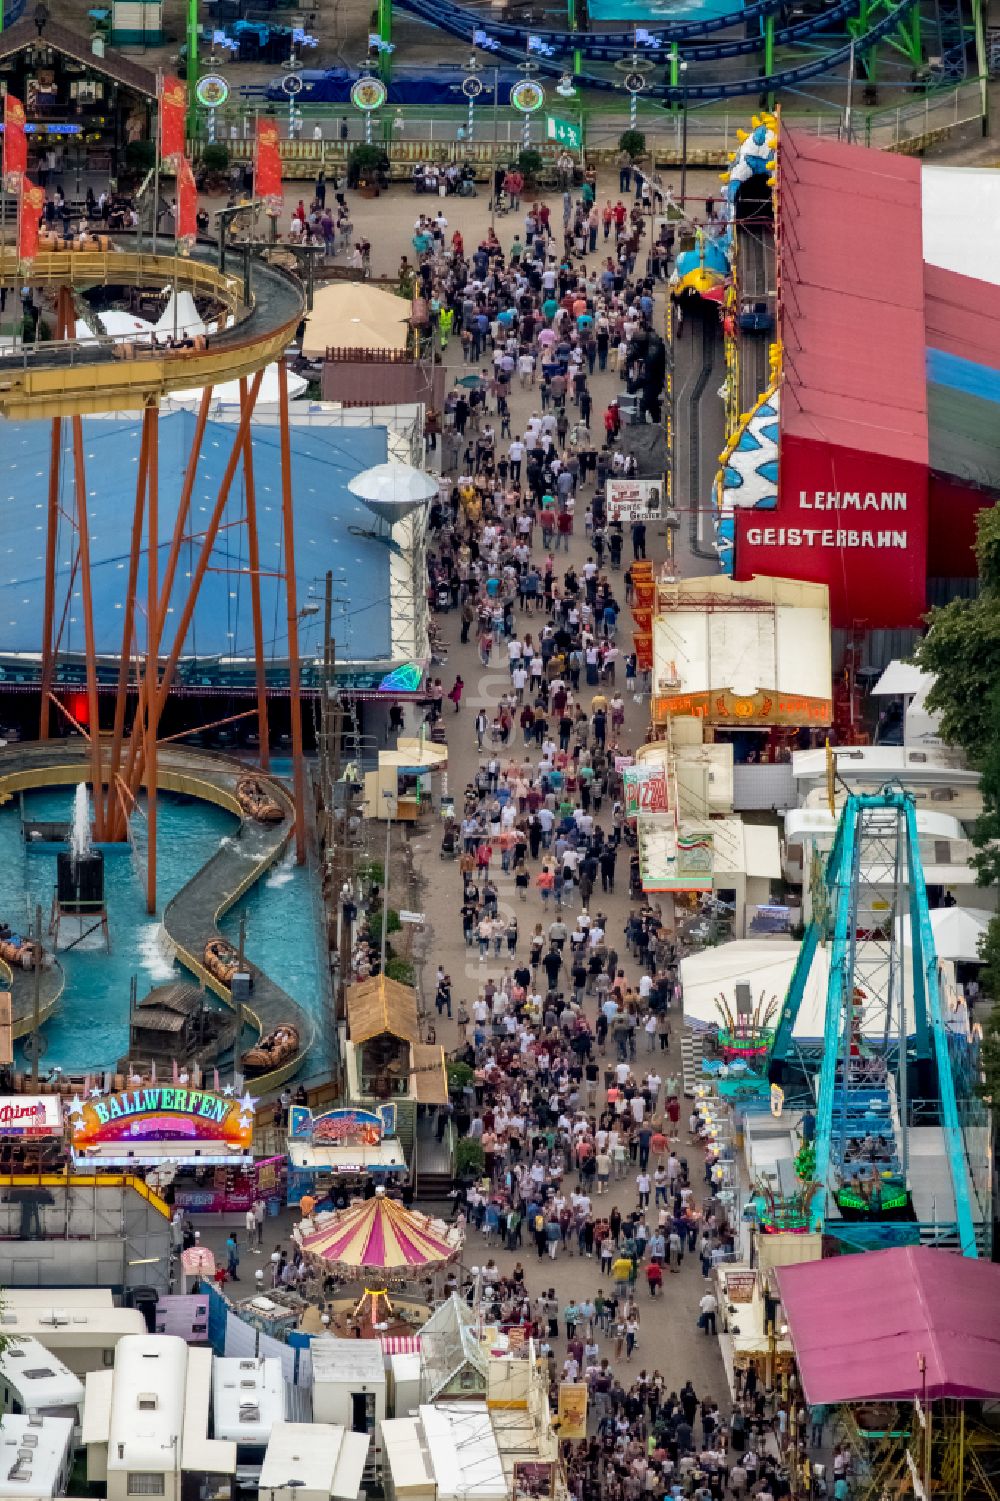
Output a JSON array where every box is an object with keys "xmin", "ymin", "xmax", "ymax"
[{"xmin": 378, "ymin": 181, "xmax": 829, "ymax": 1500}]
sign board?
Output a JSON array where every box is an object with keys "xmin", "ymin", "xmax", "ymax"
[
  {"xmin": 513, "ymin": 1463, "xmax": 554, "ymax": 1499},
  {"xmin": 724, "ymin": 1269, "xmax": 758, "ymax": 1303},
  {"xmin": 734, "ymin": 459, "xmax": 928, "ymax": 630},
  {"xmin": 654, "ymin": 687, "xmax": 832, "ymax": 726},
  {"xmin": 622, "ymin": 764, "xmax": 668, "ymax": 817},
  {"xmin": 557, "ymin": 1383, "xmax": 588, "ymax": 1439},
  {"xmin": 0, "ymin": 1095, "xmax": 63, "ymax": 1136},
  {"xmin": 288, "ymin": 1105, "xmax": 390, "ymax": 1145},
  {"xmin": 677, "ymin": 827, "xmax": 714, "ymax": 882},
  {"xmin": 70, "ymin": 1085, "xmax": 254, "ymax": 1161},
  {"xmin": 545, "ymin": 115, "xmax": 581, "ymax": 148},
  {"xmin": 195, "ymin": 74, "xmax": 230, "ymax": 108},
  {"xmin": 350, "ymin": 76, "xmax": 388, "ymax": 111},
  {"xmin": 607, "ymin": 477, "xmax": 663, "ymax": 522},
  {"xmin": 399, "ymin": 910, "xmax": 425, "ymax": 925},
  {"xmin": 510, "ymin": 80, "xmax": 545, "ymax": 113}
]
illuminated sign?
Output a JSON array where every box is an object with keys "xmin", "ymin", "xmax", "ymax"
[
  {"xmin": 70, "ymin": 1086, "xmax": 254, "ymax": 1157},
  {"xmin": 288, "ymin": 1104, "xmax": 395, "ymax": 1144},
  {"xmin": 653, "ymin": 688, "xmax": 832, "ymax": 726},
  {"xmin": 0, "ymin": 1096, "xmax": 63, "ymax": 1136}
]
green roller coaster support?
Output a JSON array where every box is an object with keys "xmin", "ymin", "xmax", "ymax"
[
  {"xmin": 971, "ymin": 0, "xmax": 989, "ymax": 133},
  {"xmin": 378, "ymin": 0, "xmax": 393, "ymax": 80},
  {"xmin": 669, "ymin": 42, "xmax": 679, "ymax": 114},
  {"xmin": 764, "ymin": 14, "xmax": 775, "ymax": 108},
  {"xmin": 187, "ymin": 0, "xmax": 199, "ymax": 129},
  {"xmin": 567, "ymin": 0, "xmax": 583, "ymax": 85}
]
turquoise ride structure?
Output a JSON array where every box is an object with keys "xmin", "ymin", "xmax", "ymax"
[{"xmin": 768, "ymin": 787, "xmax": 984, "ymax": 1258}]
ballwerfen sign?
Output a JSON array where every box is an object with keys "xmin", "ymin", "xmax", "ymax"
[{"xmin": 70, "ymin": 1085, "xmax": 255, "ymax": 1162}]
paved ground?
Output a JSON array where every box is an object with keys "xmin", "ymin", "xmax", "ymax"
[
  {"xmin": 154, "ymin": 169, "xmax": 731, "ymax": 1411},
  {"xmin": 361, "ymin": 170, "xmax": 729, "ymax": 1403}
]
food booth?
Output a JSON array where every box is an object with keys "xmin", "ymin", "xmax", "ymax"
[
  {"xmin": 286, "ymin": 1106, "xmax": 407, "ymax": 1207},
  {"xmin": 0, "ymin": 1094, "xmax": 66, "ymax": 1176},
  {"xmin": 68, "ymin": 1083, "xmax": 283, "ymax": 1222},
  {"xmin": 362, "ymin": 738, "xmax": 448, "ymax": 823}
]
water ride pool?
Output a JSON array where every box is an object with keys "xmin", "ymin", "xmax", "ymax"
[{"xmin": 0, "ymin": 786, "xmax": 328, "ymax": 1074}]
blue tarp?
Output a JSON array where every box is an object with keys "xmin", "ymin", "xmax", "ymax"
[{"xmin": 0, "ymin": 412, "xmax": 391, "ymax": 663}]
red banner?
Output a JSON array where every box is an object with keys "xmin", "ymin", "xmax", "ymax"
[
  {"xmin": 159, "ymin": 74, "xmax": 186, "ymax": 167},
  {"xmin": 176, "ymin": 156, "xmax": 197, "ymax": 249},
  {"xmin": 3, "ymin": 94, "xmax": 27, "ymax": 192},
  {"xmin": 633, "ymin": 631, "xmax": 653, "ymax": 672},
  {"xmin": 18, "ymin": 178, "xmax": 44, "ymax": 268},
  {"xmin": 253, "ymin": 116, "xmax": 283, "ymax": 214}
]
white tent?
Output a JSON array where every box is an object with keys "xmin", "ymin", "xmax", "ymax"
[
  {"xmin": 898, "ymin": 905, "xmax": 990, "ymax": 964},
  {"xmin": 163, "ymin": 362, "xmax": 308, "ymax": 411},
  {"xmin": 98, "ymin": 309, "xmax": 156, "ymax": 341},
  {"xmin": 871, "ymin": 661, "xmax": 934, "ymax": 697},
  {"xmin": 154, "ymin": 290, "xmax": 206, "ymax": 340},
  {"xmin": 680, "ymin": 938, "xmax": 932, "ymax": 1043},
  {"xmin": 303, "ymin": 282, "xmax": 410, "ymax": 358},
  {"xmin": 922, "ymin": 166, "xmax": 1000, "ymax": 288},
  {"xmin": 681, "ymin": 941, "xmax": 830, "ymax": 1039}
]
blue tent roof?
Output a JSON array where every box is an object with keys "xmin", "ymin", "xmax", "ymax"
[{"xmin": 0, "ymin": 412, "xmax": 392, "ymax": 665}]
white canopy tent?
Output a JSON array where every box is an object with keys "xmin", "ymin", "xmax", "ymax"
[
  {"xmin": 154, "ymin": 290, "xmax": 206, "ymax": 340},
  {"xmin": 163, "ymin": 362, "xmax": 309, "ymax": 411},
  {"xmin": 922, "ymin": 167, "xmax": 1000, "ymax": 288},
  {"xmin": 898, "ymin": 905, "xmax": 990, "ymax": 964}
]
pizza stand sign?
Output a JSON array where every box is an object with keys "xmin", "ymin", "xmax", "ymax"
[{"xmin": 622, "ymin": 763, "xmax": 669, "ymax": 816}]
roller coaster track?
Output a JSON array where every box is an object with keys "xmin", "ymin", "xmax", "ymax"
[
  {"xmin": 397, "ymin": 0, "xmax": 926, "ymax": 100},
  {"xmin": 408, "ymin": 0, "xmax": 862, "ymax": 57},
  {"xmin": 0, "ymin": 235, "xmax": 304, "ymax": 420}
]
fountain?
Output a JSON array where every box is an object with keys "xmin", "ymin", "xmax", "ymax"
[
  {"xmin": 53, "ymin": 784, "xmax": 108, "ymax": 951},
  {"xmin": 69, "ymin": 782, "xmax": 92, "ymax": 865}
]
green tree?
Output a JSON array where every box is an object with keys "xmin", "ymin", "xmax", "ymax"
[
  {"xmin": 915, "ymin": 505, "xmax": 1000, "ymax": 1101},
  {"xmin": 914, "ymin": 505, "xmax": 1000, "ymax": 761}
]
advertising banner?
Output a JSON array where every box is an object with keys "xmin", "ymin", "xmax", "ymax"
[
  {"xmin": 253, "ymin": 116, "xmax": 283, "ymax": 214},
  {"xmin": 0, "ymin": 1096, "xmax": 63, "ymax": 1136},
  {"xmin": 557, "ymin": 1383, "xmax": 589, "ymax": 1440},
  {"xmin": 608, "ymin": 478, "xmax": 663, "ymax": 522},
  {"xmin": 622, "ymin": 764, "xmax": 669, "ymax": 817},
  {"xmin": 18, "ymin": 178, "xmax": 43, "ymax": 268},
  {"xmin": 2, "ymin": 95, "xmax": 27, "ymax": 191},
  {"xmin": 176, "ymin": 156, "xmax": 197, "ymax": 249},
  {"xmin": 158, "ymin": 74, "xmax": 186, "ymax": 167}
]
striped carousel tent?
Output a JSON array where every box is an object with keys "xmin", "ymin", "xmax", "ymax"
[{"xmin": 300, "ymin": 1188, "xmax": 463, "ymax": 1275}]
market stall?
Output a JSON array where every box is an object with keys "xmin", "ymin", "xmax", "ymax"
[
  {"xmin": 67, "ymin": 1083, "xmax": 280, "ymax": 1223},
  {"xmin": 286, "ymin": 1106, "xmax": 407, "ymax": 1207},
  {"xmin": 296, "ymin": 1186, "xmax": 463, "ymax": 1333}
]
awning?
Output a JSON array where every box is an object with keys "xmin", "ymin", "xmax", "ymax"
[
  {"xmin": 381, "ymin": 1334, "xmax": 422, "ymax": 1354},
  {"xmin": 871, "ymin": 661, "xmax": 934, "ymax": 697},
  {"xmin": 288, "ymin": 1138, "xmax": 408, "ymax": 1174}
]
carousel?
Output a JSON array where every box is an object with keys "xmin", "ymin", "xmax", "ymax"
[{"xmin": 296, "ymin": 1187, "xmax": 464, "ymax": 1333}]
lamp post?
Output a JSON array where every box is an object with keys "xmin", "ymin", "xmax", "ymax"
[{"xmin": 679, "ymin": 60, "xmax": 690, "ymax": 211}]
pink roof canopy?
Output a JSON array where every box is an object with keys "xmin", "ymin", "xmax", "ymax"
[
  {"xmin": 299, "ymin": 1192, "xmax": 462, "ymax": 1275},
  {"xmin": 775, "ymin": 1247, "xmax": 1000, "ymax": 1405}
]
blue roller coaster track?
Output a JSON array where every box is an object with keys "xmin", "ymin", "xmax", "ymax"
[
  {"xmin": 770, "ymin": 788, "xmax": 979, "ymax": 1258},
  {"xmin": 395, "ymin": 0, "xmax": 930, "ymax": 101}
]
